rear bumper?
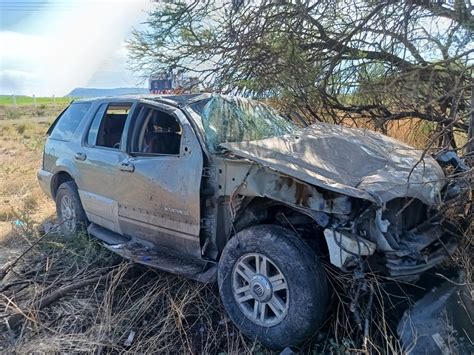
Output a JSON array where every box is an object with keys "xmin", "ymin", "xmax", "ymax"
[{"xmin": 37, "ymin": 169, "xmax": 54, "ymax": 199}]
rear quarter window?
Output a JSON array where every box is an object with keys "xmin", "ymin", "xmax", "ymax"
[{"xmin": 49, "ymin": 102, "xmax": 92, "ymax": 141}]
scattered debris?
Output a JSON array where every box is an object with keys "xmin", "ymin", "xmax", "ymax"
[
  {"xmin": 13, "ymin": 219, "xmax": 25, "ymax": 228},
  {"xmin": 123, "ymin": 330, "xmax": 136, "ymax": 347}
]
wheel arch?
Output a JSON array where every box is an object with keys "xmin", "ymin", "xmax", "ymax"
[
  {"xmin": 229, "ymin": 197, "xmax": 330, "ymax": 257},
  {"xmin": 51, "ymin": 171, "xmax": 75, "ymax": 199}
]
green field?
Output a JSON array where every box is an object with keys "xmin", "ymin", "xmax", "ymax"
[{"xmin": 0, "ymin": 95, "xmax": 73, "ymax": 106}]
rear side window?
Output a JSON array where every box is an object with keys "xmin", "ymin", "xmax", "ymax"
[
  {"xmin": 49, "ymin": 103, "xmax": 91, "ymax": 141},
  {"xmin": 86, "ymin": 103, "xmax": 132, "ymax": 149}
]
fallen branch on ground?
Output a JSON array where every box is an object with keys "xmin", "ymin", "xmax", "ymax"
[{"xmin": 6, "ymin": 269, "xmax": 114, "ymax": 328}]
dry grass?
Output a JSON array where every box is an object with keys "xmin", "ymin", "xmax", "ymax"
[
  {"xmin": 0, "ymin": 225, "xmax": 391, "ymax": 354},
  {"xmin": 3, "ymin": 223, "xmax": 468, "ymax": 354},
  {"xmin": 0, "ymin": 108, "xmax": 59, "ymax": 241},
  {"xmin": 0, "ymin": 102, "xmax": 67, "ymax": 121},
  {"xmin": 0, "ymin": 227, "xmax": 263, "ymax": 353}
]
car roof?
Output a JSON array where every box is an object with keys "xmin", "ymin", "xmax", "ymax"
[{"xmin": 73, "ymin": 93, "xmax": 211, "ymax": 106}]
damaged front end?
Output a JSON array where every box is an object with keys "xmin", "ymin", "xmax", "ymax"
[
  {"xmin": 189, "ymin": 94, "xmax": 470, "ymax": 281},
  {"xmin": 216, "ymin": 158, "xmax": 466, "ymax": 282},
  {"xmin": 217, "ymin": 153, "xmax": 469, "ymax": 281},
  {"xmin": 322, "ymin": 151, "xmax": 470, "ymax": 281},
  {"xmin": 325, "ymin": 198, "xmax": 460, "ymax": 280}
]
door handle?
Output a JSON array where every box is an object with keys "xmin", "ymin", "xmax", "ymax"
[
  {"xmin": 119, "ymin": 161, "xmax": 135, "ymax": 172},
  {"xmin": 75, "ymin": 152, "xmax": 87, "ymax": 161}
]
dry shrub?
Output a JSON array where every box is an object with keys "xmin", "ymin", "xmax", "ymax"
[
  {"xmin": 23, "ymin": 194, "xmax": 39, "ymax": 212},
  {"xmin": 453, "ymin": 208, "xmax": 473, "ymax": 289},
  {"xmin": 0, "ymin": 125, "xmax": 14, "ymax": 136},
  {"xmin": 0, "ymin": 210, "xmax": 11, "ymax": 222},
  {"xmin": 342, "ymin": 117, "xmax": 433, "ymax": 148},
  {"xmin": 15, "ymin": 123, "xmax": 27, "ymax": 135}
]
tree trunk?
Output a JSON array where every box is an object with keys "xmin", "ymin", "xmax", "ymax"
[{"xmin": 467, "ymin": 87, "xmax": 474, "ymax": 155}]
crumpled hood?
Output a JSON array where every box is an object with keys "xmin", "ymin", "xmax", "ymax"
[{"xmin": 221, "ymin": 122, "xmax": 446, "ymax": 206}]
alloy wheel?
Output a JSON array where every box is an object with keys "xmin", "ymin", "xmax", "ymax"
[
  {"xmin": 60, "ymin": 195, "xmax": 77, "ymax": 233},
  {"xmin": 232, "ymin": 252, "xmax": 289, "ymax": 326}
]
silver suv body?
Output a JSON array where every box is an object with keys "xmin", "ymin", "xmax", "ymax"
[{"xmin": 38, "ymin": 93, "xmax": 466, "ymax": 349}]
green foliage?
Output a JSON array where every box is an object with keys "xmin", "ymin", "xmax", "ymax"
[{"xmin": 0, "ymin": 95, "xmax": 71, "ymax": 106}]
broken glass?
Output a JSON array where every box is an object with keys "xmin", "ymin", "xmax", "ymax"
[{"xmin": 189, "ymin": 94, "xmax": 298, "ymax": 152}]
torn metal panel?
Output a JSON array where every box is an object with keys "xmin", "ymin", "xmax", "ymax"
[
  {"xmin": 221, "ymin": 123, "xmax": 446, "ymax": 206},
  {"xmin": 218, "ymin": 159, "xmax": 353, "ymax": 215},
  {"xmin": 385, "ymin": 238, "xmax": 458, "ymax": 277}
]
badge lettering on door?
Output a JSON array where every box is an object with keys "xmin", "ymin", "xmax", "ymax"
[{"xmin": 161, "ymin": 205, "xmax": 190, "ymax": 216}]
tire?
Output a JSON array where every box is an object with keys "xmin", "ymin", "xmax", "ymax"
[
  {"xmin": 55, "ymin": 181, "xmax": 87, "ymax": 236},
  {"xmin": 217, "ymin": 225, "xmax": 328, "ymax": 350}
]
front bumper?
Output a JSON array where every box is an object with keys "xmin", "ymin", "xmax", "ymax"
[{"xmin": 37, "ymin": 169, "xmax": 54, "ymax": 199}]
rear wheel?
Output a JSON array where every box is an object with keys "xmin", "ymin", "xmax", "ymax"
[
  {"xmin": 55, "ymin": 181, "xmax": 87, "ymax": 236},
  {"xmin": 218, "ymin": 225, "xmax": 328, "ymax": 350}
]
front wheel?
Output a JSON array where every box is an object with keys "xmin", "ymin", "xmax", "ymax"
[
  {"xmin": 217, "ymin": 225, "xmax": 328, "ymax": 350},
  {"xmin": 55, "ymin": 181, "xmax": 87, "ymax": 236}
]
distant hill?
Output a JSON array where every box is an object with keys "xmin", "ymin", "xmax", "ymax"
[{"xmin": 66, "ymin": 87, "xmax": 149, "ymax": 97}]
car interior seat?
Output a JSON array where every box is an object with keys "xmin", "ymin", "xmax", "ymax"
[{"xmin": 146, "ymin": 114, "xmax": 181, "ymax": 154}]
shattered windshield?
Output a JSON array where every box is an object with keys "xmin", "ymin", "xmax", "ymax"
[{"xmin": 189, "ymin": 94, "xmax": 298, "ymax": 152}]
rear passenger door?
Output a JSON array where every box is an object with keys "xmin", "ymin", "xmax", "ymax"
[
  {"xmin": 44, "ymin": 102, "xmax": 92, "ymax": 173},
  {"xmin": 75, "ymin": 101, "xmax": 135, "ymax": 234}
]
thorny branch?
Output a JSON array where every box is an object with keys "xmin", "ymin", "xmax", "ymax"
[{"xmin": 129, "ymin": 0, "xmax": 473, "ymax": 152}]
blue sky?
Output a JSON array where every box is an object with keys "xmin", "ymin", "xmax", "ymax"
[{"xmin": 0, "ymin": 0, "xmax": 154, "ymax": 96}]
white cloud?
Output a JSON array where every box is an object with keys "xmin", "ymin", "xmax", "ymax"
[
  {"xmin": 0, "ymin": 69, "xmax": 39, "ymax": 93},
  {"xmin": 0, "ymin": 0, "xmax": 153, "ymax": 96}
]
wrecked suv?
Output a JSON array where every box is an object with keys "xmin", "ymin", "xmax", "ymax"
[{"xmin": 38, "ymin": 93, "xmax": 465, "ymax": 349}]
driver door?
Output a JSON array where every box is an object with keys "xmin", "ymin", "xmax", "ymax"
[{"xmin": 115, "ymin": 102, "xmax": 204, "ymax": 259}]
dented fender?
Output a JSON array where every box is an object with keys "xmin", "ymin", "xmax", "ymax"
[{"xmin": 217, "ymin": 159, "xmax": 353, "ymax": 215}]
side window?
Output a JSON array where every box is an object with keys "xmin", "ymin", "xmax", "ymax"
[
  {"xmin": 131, "ymin": 106, "xmax": 182, "ymax": 155},
  {"xmin": 49, "ymin": 102, "xmax": 91, "ymax": 141},
  {"xmin": 86, "ymin": 103, "xmax": 132, "ymax": 149}
]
